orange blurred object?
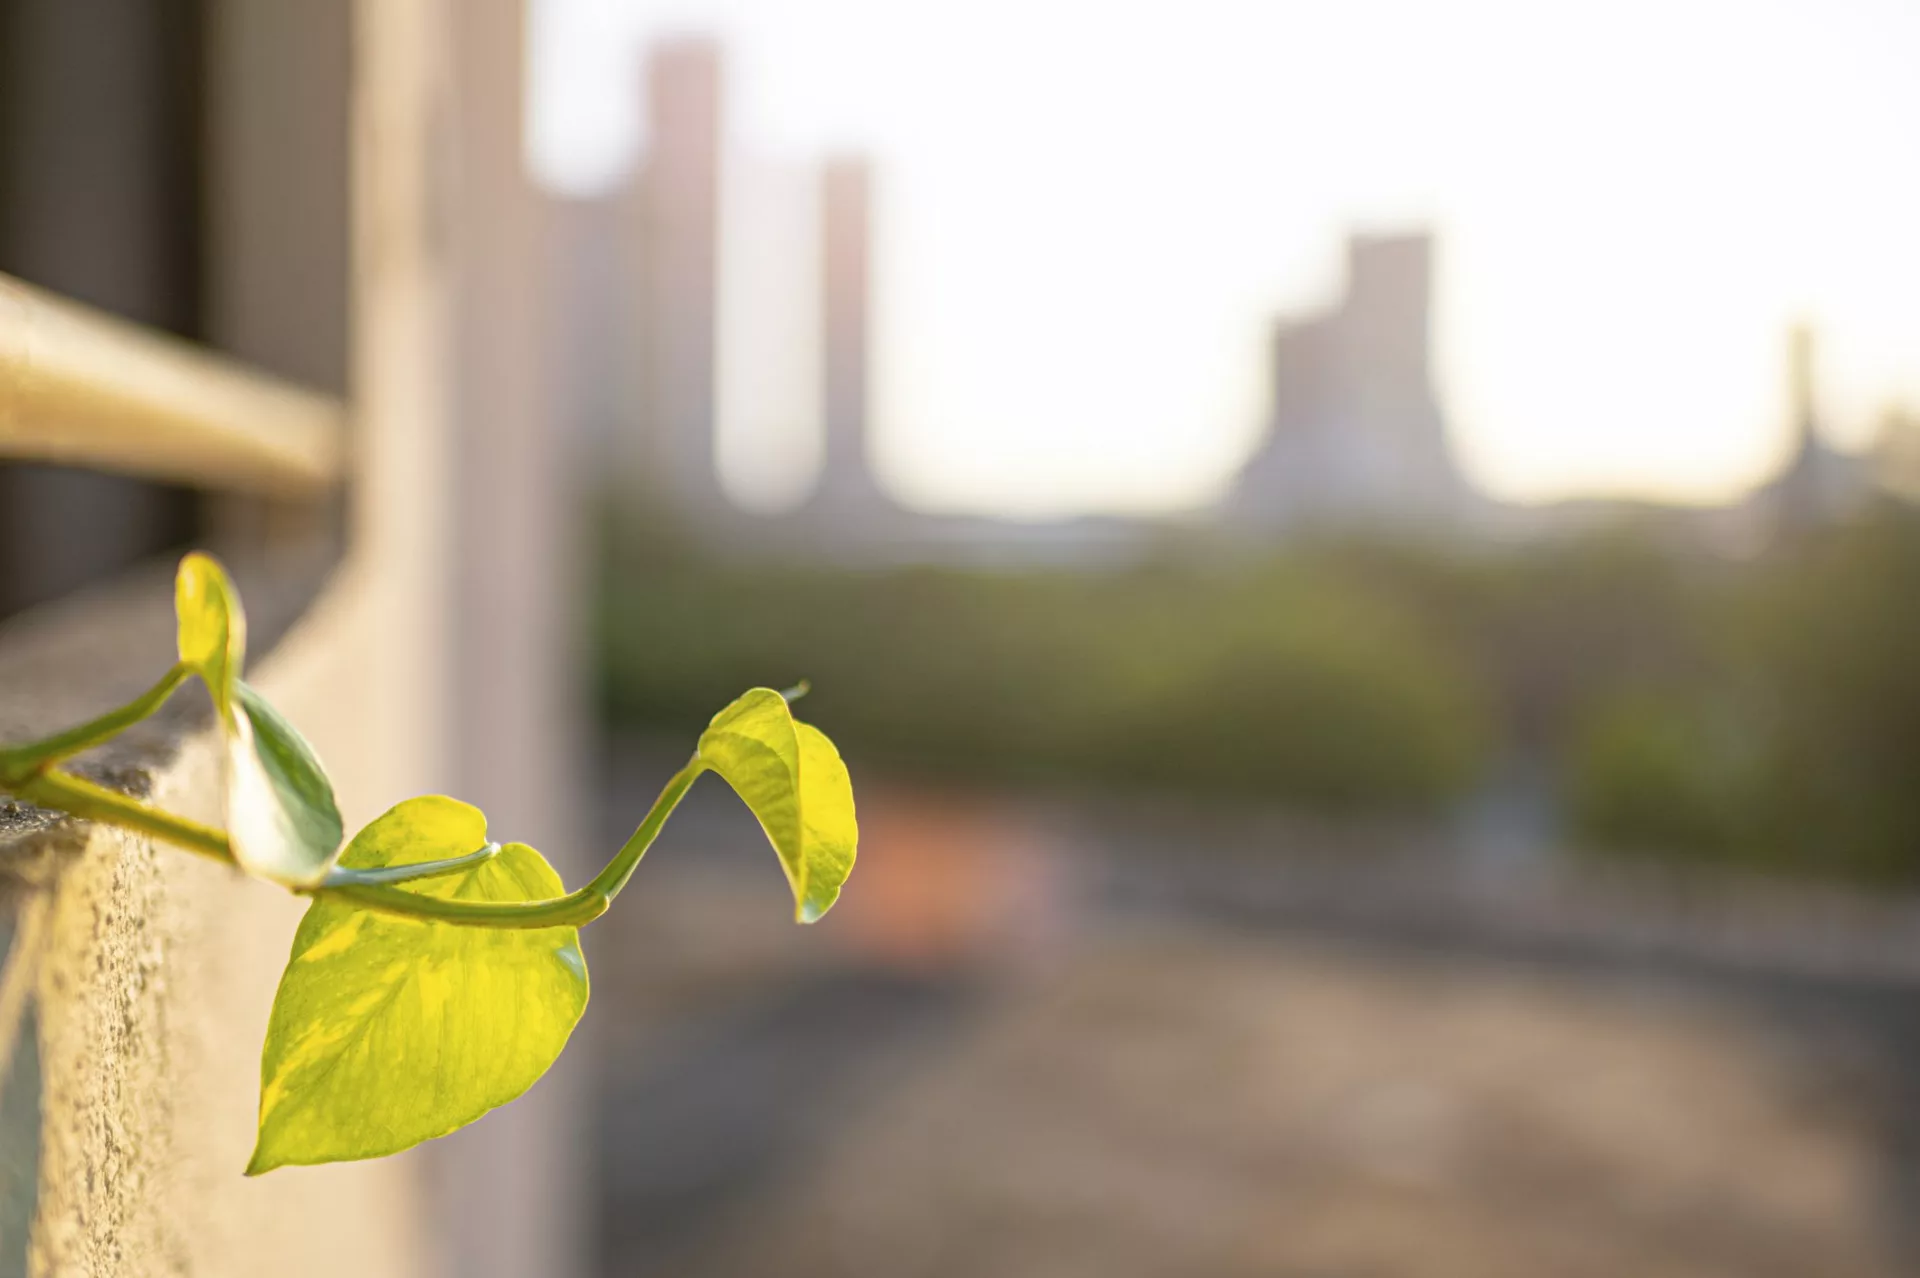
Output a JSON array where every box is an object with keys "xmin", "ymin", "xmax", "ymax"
[{"xmin": 828, "ymin": 786, "xmax": 1073, "ymax": 971}]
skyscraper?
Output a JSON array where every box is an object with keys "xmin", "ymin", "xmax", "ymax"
[
  {"xmin": 1764, "ymin": 324, "xmax": 1867, "ymax": 534},
  {"xmin": 625, "ymin": 38, "xmax": 726, "ymax": 516},
  {"xmin": 813, "ymin": 156, "xmax": 889, "ymax": 516},
  {"xmin": 1229, "ymin": 232, "xmax": 1470, "ymax": 532}
]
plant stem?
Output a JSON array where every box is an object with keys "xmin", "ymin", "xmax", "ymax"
[
  {"xmin": 10, "ymin": 777, "xmax": 516, "ymax": 891},
  {"xmin": 583, "ymin": 757, "xmax": 706, "ymax": 903},
  {"xmin": 319, "ymin": 843, "xmax": 503, "ymax": 888},
  {"xmin": 313, "ymin": 759, "xmax": 707, "ymax": 929},
  {"xmin": 13, "ymin": 767, "xmax": 235, "ymax": 866},
  {"xmin": 0, "ymin": 663, "xmax": 191, "ymax": 783},
  {"xmin": 10, "ymin": 749, "xmax": 709, "ymax": 931}
]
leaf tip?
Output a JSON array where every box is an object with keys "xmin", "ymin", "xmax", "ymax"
[
  {"xmin": 797, "ymin": 886, "xmax": 843, "ymax": 925},
  {"xmin": 175, "ymin": 550, "xmax": 235, "ymax": 621}
]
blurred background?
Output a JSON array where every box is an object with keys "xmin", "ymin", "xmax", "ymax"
[{"xmin": 5, "ymin": 0, "xmax": 1920, "ymax": 1274}]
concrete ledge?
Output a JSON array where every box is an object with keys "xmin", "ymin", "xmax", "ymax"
[{"xmin": 0, "ymin": 550, "xmax": 426, "ymax": 1276}]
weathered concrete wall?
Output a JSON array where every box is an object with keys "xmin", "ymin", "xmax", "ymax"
[
  {"xmin": 29, "ymin": 747, "xmax": 422, "ymax": 1277},
  {"xmin": 0, "ymin": 561, "xmax": 431, "ymax": 1277}
]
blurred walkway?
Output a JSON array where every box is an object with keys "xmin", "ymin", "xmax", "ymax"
[{"xmin": 588, "ymin": 748, "xmax": 1920, "ymax": 1277}]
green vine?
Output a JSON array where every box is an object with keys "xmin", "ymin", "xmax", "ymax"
[{"xmin": 0, "ymin": 552, "xmax": 859, "ymax": 1174}]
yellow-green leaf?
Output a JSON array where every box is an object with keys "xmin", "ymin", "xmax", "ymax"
[
  {"xmin": 697, "ymin": 688, "xmax": 858, "ymax": 923},
  {"xmin": 248, "ymin": 796, "xmax": 587, "ymax": 1173},
  {"xmin": 175, "ymin": 551, "xmax": 245, "ymax": 720},
  {"xmin": 791, "ymin": 722, "xmax": 857, "ymax": 921}
]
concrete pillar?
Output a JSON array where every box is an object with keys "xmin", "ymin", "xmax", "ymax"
[
  {"xmin": 818, "ymin": 158, "xmax": 878, "ymax": 508},
  {"xmin": 625, "ymin": 39, "xmax": 727, "ymax": 524},
  {"xmin": 438, "ymin": 2, "xmax": 589, "ymax": 1276},
  {"xmin": 350, "ymin": 0, "xmax": 455, "ymax": 813}
]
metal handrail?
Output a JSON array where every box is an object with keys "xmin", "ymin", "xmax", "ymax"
[{"xmin": 0, "ymin": 272, "xmax": 344, "ymax": 495}]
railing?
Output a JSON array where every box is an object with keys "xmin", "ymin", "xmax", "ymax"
[{"xmin": 0, "ymin": 271, "xmax": 345, "ymax": 495}]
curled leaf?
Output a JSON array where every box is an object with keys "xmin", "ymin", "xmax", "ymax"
[
  {"xmin": 697, "ymin": 687, "xmax": 858, "ymax": 922},
  {"xmin": 174, "ymin": 553, "xmax": 344, "ymax": 886},
  {"xmin": 249, "ymin": 796, "xmax": 588, "ymax": 1173}
]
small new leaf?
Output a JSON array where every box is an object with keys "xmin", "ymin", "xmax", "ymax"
[
  {"xmin": 697, "ymin": 688, "xmax": 858, "ymax": 922},
  {"xmin": 249, "ymin": 796, "xmax": 588, "ymax": 1173},
  {"xmin": 230, "ymin": 682, "xmax": 345, "ymax": 887},
  {"xmin": 175, "ymin": 551, "xmax": 245, "ymax": 720},
  {"xmin": 175, "ymin": 554, "xmax": 345, "ymax": 886}
]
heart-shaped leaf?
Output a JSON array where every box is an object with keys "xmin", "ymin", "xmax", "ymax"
[
  {"xmin": 697, "ymin": 688, "xmax": 858, "ymax": 922},
  {"xmin": 174, "ymin": 553, "xmax": 344, "ymax": 886},
  {"xmin": 249, "ymin": 796, "xmax": 588, "ymax": 1174}
]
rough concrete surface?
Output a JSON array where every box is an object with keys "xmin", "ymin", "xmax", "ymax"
[{"xmin": 0, "ymin": 558, "xmax": 426, "ymax": 1276}]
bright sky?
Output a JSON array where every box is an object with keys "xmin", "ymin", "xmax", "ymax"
[{"xmin": 530, "ymin": 0, "xmax": 1920, "ymax": 517}]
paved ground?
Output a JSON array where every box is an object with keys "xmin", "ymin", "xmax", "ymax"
[{"xmin": 589, "ymin": 764, "xmax": 1920, "ymax": 1277}]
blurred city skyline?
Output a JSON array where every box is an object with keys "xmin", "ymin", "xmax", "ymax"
[{"xmin": 531, "ymin": 0, "xmax": 1920, "ymax": 518}]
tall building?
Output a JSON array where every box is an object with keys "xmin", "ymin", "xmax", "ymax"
[
  {"xmin": 551, "ymin": 192, "xmax": 624, "ymax": 459},
  {"xmin": 811, "ymin": 157, "xmax": 891, "ymax": 519},
  {"xmin": 1761, "ymin": 324, "xmax": 1868, "ymax": 534},
  {"xmin": 1229, "ymin": 232, "xmax": 1471, "ymax": 533},
  {"xmin": 624, "ymin": 38, "xmax": 727, "ymax": 517}
]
